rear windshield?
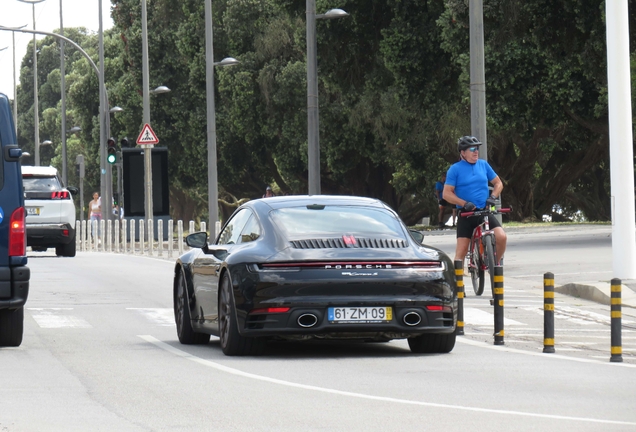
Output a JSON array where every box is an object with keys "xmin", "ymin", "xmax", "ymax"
[
  {"xmin": 22, "ymin": 175, "xmax": 62, "ymax": 192},
  {"xmin": 270, "ymin": 206, "xmax": 405, "ymax": 238}
]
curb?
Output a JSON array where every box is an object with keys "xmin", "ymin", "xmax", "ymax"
[{"xmin": 556, "ymin": 282, "xmax": 636, "ymax": 309}]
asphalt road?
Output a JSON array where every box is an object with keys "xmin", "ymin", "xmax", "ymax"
[{"xmin": 2, "ymin": 231, "xmax": 636, "ymax": 431}]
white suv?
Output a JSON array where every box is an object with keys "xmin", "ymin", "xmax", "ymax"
[{"xmin": 22, "ymin": 166, "xmax": 77, "ymax": 257}]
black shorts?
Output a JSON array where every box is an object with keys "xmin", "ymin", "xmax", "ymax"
[
  {"xmin": 438, "ymin": 199, "xmax": 451, "ymax": 207},
  {"xmin": 456, "ymin": 212, "xmax": 502, "ymax": 238}
]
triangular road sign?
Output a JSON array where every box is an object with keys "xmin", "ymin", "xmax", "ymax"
[{"xmin": 136, "ymin": 123, "xmax": 160, "ymax": 145}]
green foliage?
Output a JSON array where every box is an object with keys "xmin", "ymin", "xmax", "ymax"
[{"xmin": 14, "ymin": 0, "xmax": 633, "ymax": 224}]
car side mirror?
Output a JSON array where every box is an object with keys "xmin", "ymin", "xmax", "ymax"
[
  {"xmin": 186, "ymin": 231, "xmax": 209, "ymax": 250},
  {"xmin": 67, "ymin": 186, "xmax": 79, "ymax": 195},
  {"xmin": 409, "ymin": 229, "xmax": 424, "ymax": 245}
]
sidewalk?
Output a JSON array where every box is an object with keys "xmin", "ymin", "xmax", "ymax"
[{"xmin": 422, "ymin": 223, "xmax": 636, "ymax": 309}]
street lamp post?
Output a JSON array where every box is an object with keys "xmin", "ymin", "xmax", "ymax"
[
  {"xmin": 59, "ymin": 0, "xmax": 68, "ymax": 185},
  {"xmin": 6, "ymin": 26, "xmax": 27, "ymax": 135},
  {"xmin": 0, "ymin": 25, "xmax": 110, "ymax": 208},
  {"xmin": 97, "ymin": 0, "xmax": 112, "ymax": 224},
  {"xmin": 205, "ymin": 0, "xmax": 240, "ymax": 236},
  {"xmin": 38, "ymin": 139, "xmax": 52, "ymax": 164},
  {"xmin": 306, "ymin": 3, "xmax": 348, "ymax": 195},
  {"xmin": 18, "ymin": 0, "xmax": 46, "ymax": 166}
]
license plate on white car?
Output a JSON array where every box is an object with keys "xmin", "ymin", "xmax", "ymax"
[
  {"xmin": 328, "ymin": 307, "xmax": 392, "ymax": 323},
  {"xmin": 26, "ymin": 207, "xmax": 40, "ymax": 216}
]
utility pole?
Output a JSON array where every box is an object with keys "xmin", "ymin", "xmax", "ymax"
[
  {"xmin": 205, "ymin": 0, "xmax": 218, "ymax": 234},
  {"xmin": 469, "ymin": 0, "xmax": 487, "ymax": 161},
  {"xmin": 306, "ymin": 0, "xmax": 320, "ymax": 195},
  {"xmin": 98, "ymin": 0, "xmax": 111, "ymax": 222}
]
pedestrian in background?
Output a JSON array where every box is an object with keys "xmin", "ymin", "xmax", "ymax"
[
  {"xmin": 263, "ymin": 186, "xmax": 275, "ymax": 198},
  {"xmin": 436, "ymin": 174, "xmax": 456, "ymax": 229},
  {"xmin": 88, "ymin": 192, "xmax": 101, "ymax": 239}
]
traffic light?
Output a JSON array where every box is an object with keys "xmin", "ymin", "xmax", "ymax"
[
  {"xmin": 120, "ymin": 137, "xmax": 130, "ymax": 148},
  {"xmin": 107, "ymin": 137, "xmax": 117, "ymax": 164}
]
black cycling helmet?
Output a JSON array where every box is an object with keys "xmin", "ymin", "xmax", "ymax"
[{"xmin": 457, "ymin": 136, "xmax": 483, "ymax": 152}]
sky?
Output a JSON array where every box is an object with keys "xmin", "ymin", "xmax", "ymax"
[{"xmin": 0, "ymin": 0, "xmax": 114, "ymax": 100}]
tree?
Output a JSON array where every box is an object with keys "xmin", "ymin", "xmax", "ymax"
[{"xmin": 438, "ymin": 0, "xmax": 636, "ymax": 221}]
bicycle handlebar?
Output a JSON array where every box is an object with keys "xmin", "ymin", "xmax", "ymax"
[{"xmin": 460, "ymin": 207, "xmax": 511, "ymax": 218}]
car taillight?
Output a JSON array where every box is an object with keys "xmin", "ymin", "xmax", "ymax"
[
  {"xmin": 9, "ymin": 207, "xmax": 26, "ymax": 257},
  {"xmin": 249, "ymin": 307, "xmax": 291, "ymax": 315},
  {"xmin": 425, "ymin": 305, "xmax": 452, "ymax": 312},
  {"xmin": 51, "ymin": 191, "xmax": 70, "ymax": 199}
]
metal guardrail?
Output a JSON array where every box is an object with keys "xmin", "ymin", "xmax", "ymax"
[{"xmin": 74, "ymin": 219, "xmax": 221, "ymax": 259}]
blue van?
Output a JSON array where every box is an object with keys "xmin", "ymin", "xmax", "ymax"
[{"xmin": 0, "ymin": 92, "xmax": 30, "ymax": 346}]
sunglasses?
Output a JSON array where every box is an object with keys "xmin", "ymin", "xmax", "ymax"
[{"xmin": 467, "ymin": 146, "xmax": 479, "ymax": 152}]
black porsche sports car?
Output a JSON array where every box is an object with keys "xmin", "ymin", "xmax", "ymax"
[{"xmin": 173, "ymin": 195, "xmax": 458, "ymax": 356}]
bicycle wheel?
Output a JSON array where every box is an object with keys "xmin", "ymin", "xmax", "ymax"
[
  {"xmin": 470, "ymin": 240, "xmax": 485, "ymax": 296},
  {"xmin": 485, "ymin": 235, "xmax": 496, "ymax": 295}
]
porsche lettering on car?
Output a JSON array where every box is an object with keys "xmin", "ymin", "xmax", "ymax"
[{"xmin": 173, "ymin": 195, "xmax": 458, "ymax": 356}]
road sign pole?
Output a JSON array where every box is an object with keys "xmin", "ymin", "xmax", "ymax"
[{"xmin": 141, "ymin": 0, "xmax": 153, "ymax": 241}]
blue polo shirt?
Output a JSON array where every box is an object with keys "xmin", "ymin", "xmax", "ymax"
[
  {"xmin": 445, "ymin": 159, "xmax": 497, "ymax": 209},
  {"xmin": 435, "ymin": 181, "xmax": 444, "ymax": 198}
]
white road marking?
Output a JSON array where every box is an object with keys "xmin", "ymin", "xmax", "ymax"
[
  {"xmin": 127, "ymin": 308, "xmax": 174, "ymax": 326},
  {"xmin": 457, "ymin": 337, "xmax": 636, "ymax": 368},
  {"xmin": 29, "ymin": 309, "xmax": 91, "ymax": 329},
  {"xmin": 513, "ymin": 271, "xmax": 613, "ymax": 278},
  {"xmin": 543, "ymin": 348, "xmax": 582, "ymax": 352},
  {"xmin": 464, "ymin": 307, "xmax": 526, "ymax": 326},
  {"xmin": 139, "ymin": 335, "xmax": 636, "ymax": 425},
  {"xmin": 523, "ymin": 306, "xmax": 634, "ymax": 325}
]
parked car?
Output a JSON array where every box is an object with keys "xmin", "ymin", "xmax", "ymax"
[
  {"xmin": 22, "ymin": 166, "xmax": 78, "ymax": 257},
  {"xmin": 173, "ymin": 195, "xmax": 457, "ymax": 356},
  {"xmin": 0, "ymin": 92, "xmax": 30, "ymax": 346}
]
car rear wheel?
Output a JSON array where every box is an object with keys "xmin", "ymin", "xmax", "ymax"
[
  {"xmin": 0, "ymin": 307, "xmax": 24, "ymax": 347},
  {"xmin": 56, "ymin": 240, "xmax": 76, "ymax": 257},
  {"xmin": 407, "ymin": 327, "xmax": 457, "ymax": 354},
  {"xmin": 174, "ymin": 269, "xmax": 210, "ymax": 345},
  {"xmin": 219, "ymin": 273, "xmax": 265, "ymax": 356}
]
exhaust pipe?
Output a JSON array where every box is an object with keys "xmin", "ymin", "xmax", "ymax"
[
  {"xmin": 403, "ymin": 311, "xmax": 422, "ymax": 326},
  {"xmin": 297, "ymin": 313, "xmax": 318, "ymax": 328}
]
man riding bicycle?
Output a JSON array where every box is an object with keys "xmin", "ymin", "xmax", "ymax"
[{"xmin": 443, "ymin": 136, "xmax": 507, "ymax": 265}]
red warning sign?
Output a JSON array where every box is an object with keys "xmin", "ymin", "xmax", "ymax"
[{"xmin": 136, "ymin": 123, "xmax": 159, "ymax": 145}]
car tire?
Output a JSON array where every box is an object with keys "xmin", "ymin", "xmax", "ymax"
[
  {"xmin": 0, "ymin": 307, "xmax": 24, "ymax": 347},
  {"xmin": 218, "ymin": 273, "xmax": 265, "ymax": 356},
  {"xmin": 56, "ymin": 240, "xmax": 76, "ymax": 257},
  {"xmin": 407, "ymin": 327, "xmax": 457, "ymax": 354},
  {"xmin": 174, "ymin": 269, "xmax": 210, "ymax": 345}
]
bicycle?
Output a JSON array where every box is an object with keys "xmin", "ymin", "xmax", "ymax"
[{"xmin": 461, "ymin": 206, "xmax": 511, "ymax": 296}]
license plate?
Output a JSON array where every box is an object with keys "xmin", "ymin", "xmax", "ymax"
[
  {"xmin": 328, "ymin": 307, "xmax": 392, "ymax": 323},
  {"xmin": 26, "ymin": 207, "xmax": 40, "ymax": 216}
]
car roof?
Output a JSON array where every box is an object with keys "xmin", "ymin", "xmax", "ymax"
[
  {"xmin": 21, "ymin": 165, "xmax": 59, "ymax": 176},
  {"xmin": 253, "ymin": 195, "xmax": 389, "ymax": 210}
]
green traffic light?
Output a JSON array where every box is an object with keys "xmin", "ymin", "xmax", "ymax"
[{"xmin": 107, "ymin": 153, "xmax": 117, "ymax": 164}]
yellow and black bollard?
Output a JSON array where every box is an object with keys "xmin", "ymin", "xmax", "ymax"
[
  {"xmin": 493, "ymin": 265, "xmax": 504, "ymax": 345},
  {"xmin": 543, "ymin": 272, "xmax": 555, "ymax": 353},
  {"xmin": 610, "ymin": 278, "xmax": 623, "ymax": 363},
  {"xmin": 454, "ymin": 260, "xmax": 465, "ymax": 336}
]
